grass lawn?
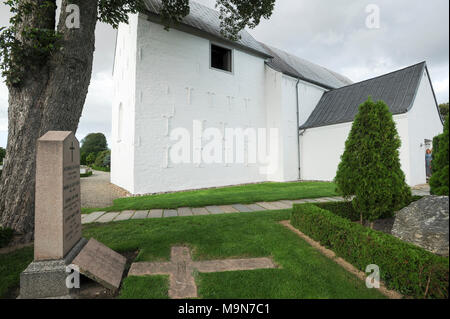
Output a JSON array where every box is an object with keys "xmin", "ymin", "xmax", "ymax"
[
  {"xmin": 1, "ymin": 209, "xmax": 385, "ymax": 299},
  {"xmin": 83, "ymin": 210, "xmax": 384, "ymax": 299},
  {"xmin": 0, "ymin": 246, "xmax": 33, "ymax": 298},
  {"xmin": 82, "ymin": 181, "xmax": 338, "ymax": 214}
]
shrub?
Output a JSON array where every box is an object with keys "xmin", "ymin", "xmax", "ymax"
[
  {"xmin": 86, "ymin": 152, "xmax": 96, "ymax": 165},
  {"xmin": 80, "ymin": 171, "xmax": 93, "ymax": 178},
  {"xmin": 0, "ymin": 227, "xmax": 14, "ymax": 248},
  {"xmin": 335, "ymin": 98, "xmax": 411, "ymax": 223},
  {"xmin": 430, "ymin": 115, "xmax": 449, "ymax": 196},
  {"xmin": 314, "ymin": 196, "xmax": 423, "ymax": 221},
  {"xmin": 291, "ymin": 204, "xmax": 449, "ymax": 299},
  {"xmin": 94, "ymin": 150, "xmax": 111, "ymax": 168}
]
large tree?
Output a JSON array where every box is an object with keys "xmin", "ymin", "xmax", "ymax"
[{"xmin": 0, "ymin": 0, "xmax": 275, "ymax": 234}]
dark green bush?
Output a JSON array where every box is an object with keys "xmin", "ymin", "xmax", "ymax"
[
  {"xmin": 291, "ymin": 204, "xmax": 449, "ymax": 299},
  {"xmin": 94, "ymin": 150, "xmax": 110, "ymax": 168},
  {"xmin": 80, "ymin": 171, "xmax": 93, "ymax": 178},
  {"xmin": 0, "ymin": 227, "xmax": 14, "ymax": 248},
  {"xmin": 430, "ymin": 115, "xmax": 449, "ymax": 196},
  {"xmin": 335, "ymin": 98, "xmax": 411, "ymax": 223}
]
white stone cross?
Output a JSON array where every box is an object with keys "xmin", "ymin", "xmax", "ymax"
[{"xmin": 128, "ymin": 246, "xmax": 277, "ymax": 299}]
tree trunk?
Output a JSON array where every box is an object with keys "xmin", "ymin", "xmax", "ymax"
[{"xmin": 0, "ymin": 0, "xmax": 99, "ymax": 236}]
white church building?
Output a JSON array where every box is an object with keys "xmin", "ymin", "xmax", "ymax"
[{"xmin": 111, "ymin": 0, "xmax": 444, "ymax": 195}]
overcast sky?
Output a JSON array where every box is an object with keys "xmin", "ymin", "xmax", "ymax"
[{"xmin": 0, "ymin": 0, "xmax": 448, "ymax": 148}]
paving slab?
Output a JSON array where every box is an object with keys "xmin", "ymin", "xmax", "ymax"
[
  {"xmin": 114, "ymin": 211, "xmax": 134, "ymax": 221},
  {"xmin": 291, "ymin": 199, "xmax": 309, "ymax": 204},
  {"xmin": 178, "ymin": 207, "xmax": 193, "ymax": 216},
  {"xmin": 246, "ymin": 204, "xmax": 266, "ymax": 212},
  {"xmin": 205, "ymin": 206, "xmax": 225, "ymax": 214},
  {"xmin": 256, "ymin": 202, "xmax": 281, "ymax": 210},
  {"xmin": 132, "ymin": 210, "xmax": 149, "ymax": 219},
  {"xmin": 313, "ymin": 198, "xmax": 333, "ymax": 203},
  {"xmin": 271, "ymin": 201, "xmax": 292, "ymax": 209},
  {"xmin": 96, "ymin": 212, "xmax": 120, "ymax": 223},
  {"xmin": 148, "ymin": 209, "xmax": 163, "ymax": 218},
  {"xmin": 192, "ymin": 207, "xmax": 210, "ymax": 216},
  {"xmin": 164, "ymin": 209, "xmax": 178, "ymax": 218},
  {"xmin": 82, "ymin": 211, "xmax": 106, "ymax": 224},
  {"xmin": 280, "ymin": 200, "xmax": 295, "ymax": 206},
  {"xmin": 232, "ymin": 204, "xmax": 253, "ymax": 213},
  {"xmin": 219, "ymin": 205, "xmax": 239, "ymax": 213}
]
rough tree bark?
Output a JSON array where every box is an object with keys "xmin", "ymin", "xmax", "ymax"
[{"xmin": 0, "ymin": 0, "xmax": 99, "ymax": 236}]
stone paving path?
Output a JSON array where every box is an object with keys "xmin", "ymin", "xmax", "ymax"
[
  {"xmin": 128, "ymin": 246, "xmax": 277, "ymax": 299},
  {"xmin": 81, "ymin": 196, "xmax": 346, "ymax": 225}
]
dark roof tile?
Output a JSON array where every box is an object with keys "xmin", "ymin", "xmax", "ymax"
[{"xmin": 301, "ymin": 62, "xmax": 426, "ymax": 129}]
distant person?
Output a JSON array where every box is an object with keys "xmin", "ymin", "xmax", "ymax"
[{"xmin": 426, "ymin": 149, "xmax": 432, "ymax": 179}]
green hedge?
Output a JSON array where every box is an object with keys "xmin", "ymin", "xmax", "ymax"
[
  {"xmin": 80, "ymin": 171, "xmax": 93, "ymax": 178},
  {"xmin": 0, "ymin": 227, "xmax": 14, "ymax": 248},
  {"xmin": 90, "ymin": 165, "xmax": 110, "ymax": 172},
  {"xmin": 314, "ymin": 196, "xmax": 423, "ymax": 222},
  {"xmin": 291, "ymin": 204, "xmax": 449, "ymax": 299}
]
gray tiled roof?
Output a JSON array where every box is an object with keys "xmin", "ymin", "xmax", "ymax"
[
  {"xmin": 261, "ymin": 44, "xmax": 353, "ymax": 89},
  {"xmin": 301, "ymin": 62, "xmax": 427, "ymax": 129},
  {"xmin": 143, "ymin": 0, "xmax": 271, "ymax": 57}
]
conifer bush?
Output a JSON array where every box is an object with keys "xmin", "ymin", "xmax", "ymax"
[
  {"xmin": 430, "ymin": 115, "xmax": 449, "ymax": 196},
  {"xmin": 334, "ymin": 98, "xmax": 411, "ymax": 223}
]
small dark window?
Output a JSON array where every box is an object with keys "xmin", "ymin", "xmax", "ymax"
[{"xmin": 211, "ymin": 44, "xmax": 232, "ymax": 72}]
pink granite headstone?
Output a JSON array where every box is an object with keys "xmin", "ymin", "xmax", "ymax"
[{"xmin": 34, "ymin": 131, "xmax": 82, "ymax": 261}]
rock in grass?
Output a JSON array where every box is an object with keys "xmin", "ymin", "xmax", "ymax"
[{"xmin": 392, "ymin": 196, "xmax": 449, "ymax": 256}]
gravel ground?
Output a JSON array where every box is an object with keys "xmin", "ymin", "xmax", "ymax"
[{"xmin": 80, "ymin": 170, "xmax": 129, "ymax": 208}]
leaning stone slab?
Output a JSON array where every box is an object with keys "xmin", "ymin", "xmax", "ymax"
[
  {"xmin": 392, "ymin": 196, "xmax": 449, "ymax": 256},
  {"xmin": 71, "ymin": 238, "xmax": 126, "ymax": 291},
  {"xmin": 20, "ymin": 238, "xmax": 88, "ymax": 299}
]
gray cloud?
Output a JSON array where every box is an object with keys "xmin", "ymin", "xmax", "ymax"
[{"xmin": 0, "ymin": 0, "xmax": 448, "ymax": 148}]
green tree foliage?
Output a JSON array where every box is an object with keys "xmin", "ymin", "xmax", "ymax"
[
  {"xmin": 86, "ymin": 153, "xmax": 96, "ymax": 166},
  {"xmin": 430, "ymin": 115, "xmax": 449, "ymax": 195},
  {"xmin": 80, "ymin": 133, "xmax": 108, "ymax": 156},
  {"xmin": 94, "ymin": 150, "xmax": 111, "ymax": 168},
  {"xmin": 0, "ymin": 147, "xmax": 5, "ymax": 163},
  {"xmin": 0, "ymin": 0, "xmax": 275, "ymax": 85},
  {"xmin": 439, "ymin": 103, "xmax": 449, "ymax": 118},
  {"xmin": 335, "ymin": 98, "xmax": 411, "ymax": 223}
]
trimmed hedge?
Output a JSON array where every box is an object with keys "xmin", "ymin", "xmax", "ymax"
[
  {"xmin": 314, "ymin": 196, "xmax": 423, "ymax": 222},
  {"xmin": 291, "ymin": 204, "xmax": 449, "ymax": 299},
  {"xmin": 0, "ymin": 227, "xmax": 14, "ymax": 248}
]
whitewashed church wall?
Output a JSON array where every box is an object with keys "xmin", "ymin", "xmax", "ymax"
[
  {"xmin": 300, "ymin": 115, "xmax": 413, "ymax": 185},
  {"xmin": 131, "ymin": 17, "xmax": 269, "ymax": 194},
  {"xmin": 280, "ymin": 75, "xmax": 301, "ymax": 181},
  {"xmin": 407, "ymin": 70, "xmax": 444, "ymax": 186},
  {"xmin": 111, "ymin": 14, "xmax": 139, "ymax": 193},
  {"xmin": 297, "ymin": 80, "xmax": 327, "ymax": 126},
  {"xmin": 264, "ymin": 67, "xmax": 284, "ymax": 181}
]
